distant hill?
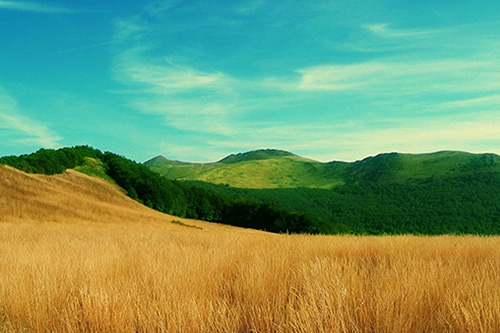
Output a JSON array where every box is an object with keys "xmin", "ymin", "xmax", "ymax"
[
  {"xmin": 4, "ymin": 146, "xmax": 500, "ymax": 235},
  {"xmin": 0, "ymin": 146, "xmax": 328, "ymax": 234},
  {"xmin": 145, "ymin": 149, "xmax": 500, "ymax": 189},
  {"xmin": 145, "ymin": 149, "xmax": 347, "ymax": 188}
]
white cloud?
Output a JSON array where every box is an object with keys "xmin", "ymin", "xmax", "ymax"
[
  {"xmin": 201, "ymin": 111, "xmax": 500, "ymax": 162},
  {"xmin": 144, "ymin": 0, "xmax": 183, "ymax": 17},
  {"xmin": 0, "ymin": 89, "xmax": 62, "ymax": 148},
  {"xmin": 363, "ymin": 24, "xmax": 437, "ymax": 38},
  {"xmin": 132, "ymin": 98, "xmax": 237, "ymax": 135},
  {"xmin": 233, "ymin": 0, "xmax": 265, "ymax": 15},
  {"xmin": 282, "ymin": 59, "xmax": 500, "ymax": 94},
  {"xmin": 439, "ymin": 94, "xmax": 500, "ymax": 109},
  {"xmin": 158, "ymin": 142, "xmax": 224, "ymax": 162},
  {"xmin": 0, "ymin": 0, "xmax": 70, "ymax": 13},
  {"xmin": 114, "ymin": 50, "xmax": 230, "ymax": 92},
  {"xmin": 294, "ymin": 63, "xmax": 385, "ymax": 91},
  {"xmin": 114, "ymin": 18, "xmax": 147, "ymax": 41},
  {"xmin": 113, "ymin": 47, "xmax": 239, "ymax": 136}
]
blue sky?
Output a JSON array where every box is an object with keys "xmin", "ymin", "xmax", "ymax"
[{"xmin": 1, "ymin": 0, "xmax": 500, "ymax": 162}]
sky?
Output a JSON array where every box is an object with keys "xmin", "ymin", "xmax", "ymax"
[{"xmin": 1, "ymin": 0, "xmax": 500, "ymax": 163}]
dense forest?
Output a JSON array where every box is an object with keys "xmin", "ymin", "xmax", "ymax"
[
  {"xmin": 2, "ymin": 146, "xmax": 500, "ymax": 235},
  {"xmin": 189, "ymin": 173, "xmax": 500, "ymax": 235}
]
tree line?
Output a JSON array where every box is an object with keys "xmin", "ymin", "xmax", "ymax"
[
  {"xmin": 3, "ymin": 146, "xmax": 500, "ymax": 235},
  {"xmin": 0, "ymin": 146, "xmax": 327, "ymax": 234}
]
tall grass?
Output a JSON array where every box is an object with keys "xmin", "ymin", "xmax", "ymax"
[{"xmin": 1, "ymin": 165, "xmax": 500, "ymax": 332}]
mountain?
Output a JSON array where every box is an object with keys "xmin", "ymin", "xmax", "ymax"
[
  {"xmin": 0, "ymin": 146, "xmax": 327, "ymax": 234},
  {"xmin": 4, "ymin": 146, "xmax": 500, "ymax": 235},
  {"xmin": 145, "ymin": 149, "xmax": 347, "ymax": 189},
  {"xmin": 145, "ymin": 149, "xmax": 500, "ymax": 189}
]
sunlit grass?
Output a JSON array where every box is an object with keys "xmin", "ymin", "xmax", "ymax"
[{"xmin": 1, "ymin": 165, "xmax": 500, "ymax": 332}]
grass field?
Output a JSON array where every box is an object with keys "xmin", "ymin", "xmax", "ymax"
[{"xmin": 1, "ymin": 165, "xmax": 500, "ymax": 332}]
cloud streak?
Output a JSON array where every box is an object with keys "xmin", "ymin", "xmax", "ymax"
[
  {"xmin": 114, "ymin": 49, "xmax": 230, "ymax": 92},
  {"xmin": 363, "ymin": 24, "xmax": 437, "ymax": 39},
  {"xmin": 275, "ymin": 58, "xmax": 500, "ymax": 95},
  {"xmin": 0, "ymin": 89, "xmax": 62, "ymax": 148},
  {"xmin": 0, "ymin": 0, "xmax": 70, "ymax": 13},
  {"xmin": 203, "ymin": 111, "xmax": 500, "ymax": 162}
]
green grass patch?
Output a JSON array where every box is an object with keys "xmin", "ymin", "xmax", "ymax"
[{"xmin": 74, "ymin": 157, "xmax": 117, "ymax": 184}]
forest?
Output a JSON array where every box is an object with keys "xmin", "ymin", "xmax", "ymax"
[
  {"xmin": 2, "ymin": 146, "xmax": 500, "ymax": 235},
  {"xmin": 0, "ymin": 146, "xmax": 327, "ymax": 234}
]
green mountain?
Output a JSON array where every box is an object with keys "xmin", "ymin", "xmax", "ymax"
[
  {"xmin": 0, "ymin": 146, "xmax": 328, "ymax": 234},
  {"xmin": 145, "ymin": 149, "xmax": 347, "ymax": 189},
  {"xmin": 145, "ymin": 149, "xmax": 500, "ymax": 188},
  {"xmin": 4, "ymin": 146, "xmax": 500, "ymax": 235}
]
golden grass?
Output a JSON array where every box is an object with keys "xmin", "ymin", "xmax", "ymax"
[{"xmin": 1, "ymin": 165, "xmax": 500, "ymax": 332}]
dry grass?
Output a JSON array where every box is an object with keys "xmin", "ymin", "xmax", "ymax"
[{"xmin": 1, "ymin": 165, "xmax": 500, "ymax": 332}]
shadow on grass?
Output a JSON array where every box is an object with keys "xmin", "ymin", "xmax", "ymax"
[{"xmin": 171, "ymin": 220, "xmax": 203, "ymax": 230}]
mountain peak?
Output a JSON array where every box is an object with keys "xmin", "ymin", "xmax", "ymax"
[
  {"xmin": 218, "ymin": 149, "xmax": 297, "ymax": 164},
  {"xmin": 143, "ymin": 155, "xmax": 188, "ymax": 167},
  {"xmin": 144, "ymin": 155, "xmax": 167, "ymax": 163}
]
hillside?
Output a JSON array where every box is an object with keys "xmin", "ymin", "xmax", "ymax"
[
  {"xmin": 3, "ymin": 146, "xmax": 500, "ymax": 235},
  {"xmin": 146, "ymin": 148, "xmax": 500, "ymax": 235},
  {"xmin": 145, "ymin": 149, "xmax": 347, "ymax": 189},
  {"xmin": 3, "ymin": 163, "xmax": 500, "ymax": 331},
  {"xmin": 0, "ymin": 164, "xmax": 215, "ymax": 230},
  {"xmin": 0, "ymin": 147, "xmax": 326, "ymax": 234},
  {"xmin": 145, "ymin": 149, "xmax": 500, "ymax": 189}
]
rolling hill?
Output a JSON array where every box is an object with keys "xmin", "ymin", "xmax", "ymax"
[
  {"xmin": 145, "ymin": 148, "xmax": 500, "ymax": 234},
  {"xmin": 145, "ymin": 149, "xmax": 500, "ymax": 188},
  {"xmin": 145, "ymin": 149, "xmax": 347, "ymax": 189},
  {"xmin": 3, "ymin": 164, "xmax": 500, "ymax": 332},
  {"xmin": 0, "ymin": 146, "xmax": 326, "ymax": 234},
  {"xmin": 3, "ymin": 146, "xmax": 500, "ymax": 235},
  {"xmin": 0, "ymin": 164, "xmax": 214, "ymax": 230}
]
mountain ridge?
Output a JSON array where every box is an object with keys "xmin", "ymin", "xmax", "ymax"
[
  {"xmin": 145, "ymin": 149, "xmax": 500, "ymax": 189},
  {"xmin": 3, "ymin": 146, "xmax": 500, "ymax": 235}
]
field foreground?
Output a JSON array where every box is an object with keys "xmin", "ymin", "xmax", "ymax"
[{"xmin": 1, "ymin": 166, "xmax": 500, "ymax": 332}]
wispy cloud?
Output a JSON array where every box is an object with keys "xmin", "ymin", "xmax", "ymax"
[
  {"xmin": 233, "ymin": 0, "xmax": 265, "ymax": 15},
  {"xmin": 132, "ymin": 98, "xmax": 237, "ymax": 135},
  {"xmin": 439, "ymin": 94, "xmax": 500, "ymax": 109},
  {"xmin": 113, "ymin": 46, "xmax": 240, "ymax": 135},
  {"xmin": 0, "ymin": 88, "xmax": 62, "ymax": 148},
  {"xmin": 51, "ymin": 41, "xmax": 115, "ymax": 55},
  {"xmin": 202, "ymin": 111, "xmax": 500, "ymax": 162},
  {"xmin": 144, "ymin": 0, "xmax": 184, "ymax": 17},
  {"xmin": 0, "ymin": 0, "xmax": 70, "ymax": 13},
  {"xmin": 114, "ymin": 49, "xmax": 230, "ymax": 92},
  {"xmin": 276, "ymin": 59, "xmax": 500, "ymax": 94},
  {"xmin": 363, "ymin": 24, "xmax": 437, "ymax": 38}
]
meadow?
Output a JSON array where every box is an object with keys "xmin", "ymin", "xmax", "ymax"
[{"xmin": 1, "ymin": 165, "xmax": 500, "ymax": 332}]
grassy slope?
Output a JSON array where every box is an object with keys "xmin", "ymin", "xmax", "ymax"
[
  {"xmin": 145, "ymin": 149, "xmax": 500, "ymax": 189},
  {"xmin": 348, "ymin": 151, "xmax": 500, "ymax": 183},
  {"xmin": 73, "ymin": 156, "xmax": 117, "ymax": 184},
  {"xmin": 0, "ymin": 164, "xmax": 206, "ymax": 229},
  {"xmin": 146, "ymin": 150, "xmax": 347, "ymax": 189},
  {"xmin": 2, "ymin": 165, "xmax": 500, "ymax": 331}
]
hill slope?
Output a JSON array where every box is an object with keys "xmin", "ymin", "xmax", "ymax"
[
  {"xmin": 145, "ymin": 149, "xmax": 500, "ymax": 189},
  {"xmin": 0, "ymin": 147, "xmax": 326, "ymax": 234},
  {"xmin": 4, "ymin": 146, "xmax": 500, "ymax": 235},
  {"xmin": 3, "ymin": 162, "xmax": 500, "ymax": 331},
  {"xmin": 145, "ymin": 149, "xmax": 347, "ymax": 188},
  {"xmin": 0, "ymin": 164, "xmax": 214, "ymax": 230}
]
